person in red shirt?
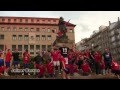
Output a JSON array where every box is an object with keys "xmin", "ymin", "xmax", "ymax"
[
  {"xmin": 93, "ymin": 51, "xmax": 102, "ymax": 75},
  {"xmin": 38, "ymin": 62, "xmax": 45, "ymax": 78},
  {"xmin": 46, "ymin": 59, "xmax": 54, "ymax": 78},
  {"xmin": 4, "ymin": 49, "xmax": 12, "ymax": 76},
  {"xmin": 22, "ymin": 49, "xmax": 30, "ymax": 75},
  {"xmin": 81, "ymin": 60, "xmax": 91, "ymax": 76},
  {"xmin": 50, "ymin": 47, "xmax": 61, "ymax": 74},
  {"xmin": 69, "ymin": 62, "xmax": 78, "ymax": 75},
  {"xmin": 59, "ymin": 54, "xmax": 70, "ymax": 79},
  {"xmin": 0, "ymin": 50, "xmax": 5, "ymax": 75}
]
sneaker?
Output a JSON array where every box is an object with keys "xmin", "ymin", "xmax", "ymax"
[
  {"xmin": 59, "ymin": 72, "xmax": 61, "ymax": 74},
  {"xmin": 22, "ymin": 73, "xmax": 24, "ymax": 75},
  {"xmin": 28, "ymin": 73, "xmax": 30, "ymax": 75}
]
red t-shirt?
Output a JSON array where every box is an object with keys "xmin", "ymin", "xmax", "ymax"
[
  {"xmin": 46, "ymin": 62, "xmax": 54, "ymax": 74},
  {"xmin": 81, "ymin": 62, "xmax": 90, "ymax": 72},
  {"xmin": 5, "ymin": 52, "xmax": 12, "ymax": 62},
  {"xmin": 51, "ymin": 51, "xmax": 60, "ymax": 61},
  {"xmin": 111, "ymin": 61, "xmax": 119, "ymax": 70},
  {"xmin": 69, "ymin": 64, "xmax": 78, "ymax": 73},
  {"xmin": 94, "ymin": 53, "xmax": 102, "ymax": 63},
  {"xmin": 84, "ymin": 52, "xmax": 90, "ymax": 59},
  {"xmin": 38, "ymin": 65, "xmax": 45, "ymax": 76},
  {"xmin": 23, "ymin": 52, "xmax": 30, "ymax": 63},
  {"xmin": 0, "ymin": 66, "xmax": 5, "ymax": 73},
  {"xmin": 68, "ymin": 53, "xmax": 73, "ymax": 62}
]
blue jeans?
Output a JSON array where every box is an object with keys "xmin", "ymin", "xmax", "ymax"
[
  {"xmin": 13, "ymin": 60, "xmax": 20, "ymax": 67},
  {"xmin": 24, "ymin": 63, "xmax": 29, "ymax": 68},
  {"xmin": 0, "ymin": 59, "xmax": 4, "ymax": 67},
  {"xmin": 5, "ymin": 62, "xmax": 10, "ymax": 68}
]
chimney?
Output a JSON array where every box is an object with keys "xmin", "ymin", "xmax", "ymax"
[
  {"xmin": 109, "ymin": 21, "xmax": 111, "ymax": 26},
  {"xmin": 118, "ymin": 17, "xmax": 119, "ymax": 22}
]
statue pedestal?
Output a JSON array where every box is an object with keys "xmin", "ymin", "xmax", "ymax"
[{"xmin": 55, "ymin": 39, "xmax": 74, "ymax": 49}]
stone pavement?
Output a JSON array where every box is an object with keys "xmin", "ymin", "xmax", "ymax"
[{"xmin": 0, "ymin": 73, "xmax": 118, "ymax": 79}]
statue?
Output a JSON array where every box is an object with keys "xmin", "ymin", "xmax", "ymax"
[
  {"xmin": 52, "ymin": 17, "xmax": 69, "ymax": 46},
  {"xmin": 58, "ymin": 17, "xmax": 67, "ymax": 37}
]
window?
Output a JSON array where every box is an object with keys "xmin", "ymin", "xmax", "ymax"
[
  {"xmin": 36, "ymin": 28, "xmax": 40, "ymax": 32},
  {"xmin": 36, "ymin": 45, "xmax": 40, "ymax": 52},
  {"xmin": 42, "ymin": 28, "xmax": 46, "ymax": 32},
  {"xmin": 36, "ymin": 35, "xmax": 40, "ymax": 41},
  {"xmin": 24, "ymin": 35, "xmax": 29, "ymax": 40},
  {"xmin": 31, "ymin": 19, "xmax": 34, "ymax": 23},
  {"xmin": 37, "ymin": 19, "xmax": 39, "ymax": 23},
  {"xmin": 14, "ymin": 19, "xmax": 16, "ymax": 22},
  {"xmin": 8, "ymin": 19, "xmax": 11, "ymax": 22},
  {"xmin": 69, "ymin": 29, "xmax": 73, "ymax": 33},
  {"xmin": 7, "ymin": 27, "xmax": 10, "ymax": 31},
  {"xmin": 12, "ymin": 35, "xmax": 17, "ymax": 40},
  {"xmin": 19, "ymin": 28, "xmax": 22, "ymax": 31},
  {"xmin": 2, "ymin": 18, "xmax": 5, "ymax": 22},
  {"xmin": 30, "ymin": 28, "xmax": 34, "ymax": 31},
  {"xmin": 25, "ymin": 19, "xmax": 28, "ymax": 23},
  {"xmin": 20, "ymin": 19, "xmax": 22, "ymax": 22},
  {"xmin": 48, "ymin": 20, "xmax": 51, "ymax": 23},
  {"xmin": 42, "ymin": 35, "xmax": 46, "ymax": 40},
  {"xmin": 13, "ymin": 27, "xmax": 17, "ymax": 31},
  {"xmin": 53, "ymin": 29, "xmax": 57, "ymax": 32},
  {"xmin": 47, "ymin": 29, "xmax": 51, "ymax": 32},
  {"xmin": 42, "ymin": 45, "xmax": 46, "ymax": 51},
  {"xmin": 47, "ymin": 45, "xmax": 51, "ymax": 50},
  {"xmin": 112, "ymin": 42, "xmax": 116, "ymax": 47},
  {"xmin": 18, "ymin": 35, "xmax": 22, "ymax": 40},
  {"xmin": 12, "ymin": 45, "xmax": 16, "ymax": 51},
  {"xmin": 111, "ymin": 36, "xmax": 115, "ymax": 42},
  {"xmin": 53, "ymin": 20, "xmax": 56, "ymax": 22},
  {"xmin": 1, "ymin": 27, "xmax": 4, "ymax": 31},
  {"xmin": 25, "ymin": 28, "xmax": 28, "ymax": 31},
  {"xmin": 18, "ymin": 45, "xmax": 22, "ymax": 51},
  {"xmin": 30, "ymin": 45, "xmax": 34, "ymax": 52},
  {"xmin": 111, "ymin": 30, "xmax": 114, "ymax": 36},
  {"xmin": 0, "ymin": 45, "xmax": 4, "ymax": 51},
  {"xmin": 24, "ymin": 45, "xmax": 28, "ymax": 50},
  {"xmin": 47, "ymin": 35, "xmax": 51, "ymax": 40},
  {"xmin": 0, "ymin": 35, "xmax": 4, "ymax": 40},
  {"xmin": 42, "ymin": 20, "xmax": 45, "ymax": 22}
]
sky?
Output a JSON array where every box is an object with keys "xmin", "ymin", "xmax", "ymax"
[{"xmin": 0, "ymin": 11, "xmax": 120, "ymax": 43}]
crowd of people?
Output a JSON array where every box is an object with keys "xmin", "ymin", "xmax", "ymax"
[{"xmin": 0, "ymin": 45, "xmax": 120, "ymax": 79}]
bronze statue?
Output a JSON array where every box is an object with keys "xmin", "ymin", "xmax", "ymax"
[
  {"xmin": 58, "ymin": 17, "xmax": 67, "ymax": 37},
  {"xmin": 52, "ymin": 17, "xmax": 69, "ymax": 46}
]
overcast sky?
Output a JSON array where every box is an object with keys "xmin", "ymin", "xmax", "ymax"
[{"xmin": 0, "ymin": 11, "xmax": 120, "ymax": 43}]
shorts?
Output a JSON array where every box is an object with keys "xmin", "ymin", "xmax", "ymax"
[
  {"xmin": 24, "ymin": 63, "xmax": 29, "ymax": 68},
  {"xmin": 13, "ymin": 61, "xmax": 20, "ymax": 66},
  {"xmin": 64, "ymin": 57, "xmax": 68, "ymax": 65},
  {"xmin": 53, "ymin": 61, "xmax": 60, "ymax": 66},
  {"xmin": 0, "ymin": 59, "xmax": 4, "ymax": 67},
  {"xmin": 5, "ymin": 62, "xmax": 10, "ymax": 68},
  {"xmin": 105, "ymin": 61, "xmax": 111, "ymax": 70}
]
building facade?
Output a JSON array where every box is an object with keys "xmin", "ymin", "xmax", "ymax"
[
  {"xmin": 79, "ymin": 17, "xmax": 120, "ymax": 60},
  {"xmin": 0, "ymin": 16, "xmax": 76, "ymax": 57},
  {"xmin": 109, "ymin": 18, "xmax": 120, "ymax": 60}
]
